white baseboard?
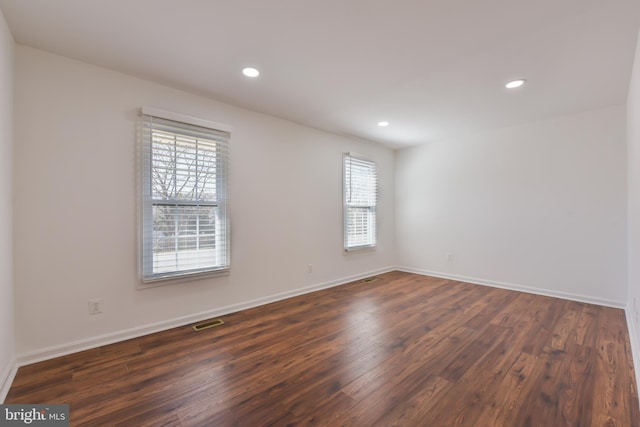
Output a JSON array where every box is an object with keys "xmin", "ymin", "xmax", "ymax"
[
  {"xmin": 0, "ymin": 357, "xmax": 18, "ymax": 403},
  {"xmin": 16, "ymin": 266, "xmax": 396, "ymax": 367},
  {"xmin": 397, "ymin": 266, "xmax": 626, "ymax": 309},
  {"xmin": 625, "ymin": 307, "xmax": 640, "ymax": 407}
]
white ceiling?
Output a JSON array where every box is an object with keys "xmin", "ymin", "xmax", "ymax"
[{"xmin": 0, "ymin": 0, "xmax": 638, "ymax": 148}]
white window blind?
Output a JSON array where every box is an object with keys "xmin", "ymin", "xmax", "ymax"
[
  {"xmin": 140, "ymin": 109, "xmax": 230, "ymax": 282},
  {"xmin": 343, "ymin": 153, "xmax": 377, "ymax": 251}
]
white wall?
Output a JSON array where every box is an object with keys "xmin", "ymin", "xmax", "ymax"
[
  {"xmin": 628, "ymin": 30, "xmax": 640, "ymax": 362},
  {"xmin": 0, "ymin": 8, "xmax": 14, "ymax": 399},
  {"xmin": 13, "ymin": 46, "xmax": 396, "ymax": 357},
  {"xmin": 396, "ymin": 105, "xmax": 627, "ymax": 306}
]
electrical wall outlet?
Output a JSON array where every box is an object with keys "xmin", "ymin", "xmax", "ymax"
[
  {"xmin": 307, "ymin": 264, "xmax": 313, "ymax": 274},
  {"xmin": 88, "ymin": 298, "xmax": 104, "ymax": 315},
  {"xmin": 447, "ymin": 253, "xmax": 455, "ymax": 262}
]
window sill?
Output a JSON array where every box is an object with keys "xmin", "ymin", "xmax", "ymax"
[
  {"xmin": 138, "ymin": 268, "xmax": 230, "ymax": 289},
  {"xmin": 343, "ymin": 245, "xmax": 376, "ymax": 254}
]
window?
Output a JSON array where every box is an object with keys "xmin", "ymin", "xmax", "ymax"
[
  {"xmin": 140, "ymin": 108, "xmax": 230, "ymax": 282},
  {"xmin": 343, "ymin": 153, "xmax": 377, "ymax": 251}
]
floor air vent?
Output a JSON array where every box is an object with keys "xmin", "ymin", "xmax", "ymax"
[
  {"xmin": 362, "ymin": 277, "xmax": 378, "ymax": 283},
  {"xmin": 192, "ymin": 319, "xmax": 224, "ymax": 331}
]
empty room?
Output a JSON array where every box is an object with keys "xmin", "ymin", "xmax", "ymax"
[{"xmin": 1, "ymin": 0, "xmax": 640, "ymax": 426}]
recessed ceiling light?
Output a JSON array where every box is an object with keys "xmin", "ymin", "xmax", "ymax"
[
  {"xmin": 505, "ymin": 79, "xmax": 526, "ymax": 89},
  {"xmin": 378, "ymin": 121, "xmax": 390, "ymax": 127},
  {"xmin": 242, "ymin": 67, "xmax": 260, "ymax": 78}
]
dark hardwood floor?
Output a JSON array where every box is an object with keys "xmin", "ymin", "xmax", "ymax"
[{"xmin": 6, "ymin": 271, "xmax": 640, "ymax": 426}]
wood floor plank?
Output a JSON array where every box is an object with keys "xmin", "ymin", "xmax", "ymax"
[
  {"xmin": 371, "ymin": 375, "xmax": 452, "ymax": 427},
  {"xmin": 334, "ymin": 366, "xmax": 448, "ymax": 426},
  {"xmin": 177, "ymin": 406, "xmax": 237, "ymax": 427},
  {"xmin": 507, "ymin": 346, "xmax": 567, "ymax": 427},
  {"xmin": 575, "ymin": 303, "xmax": 600, "ymax": 348},
  {"xmin": 475, "ymin": 351, "xmax": 540, "ymax": 426},
  {"xmin": 557, "ymin": 343, "xmax": 596, "ymax": 426},
  {"xmin": 424, "ymin": 330, "xmax": 525, "ymax": 425},
  {"xmin": 113, "ymin": 410, "xmax": 183, "ymax": 427},
  {"xmin": 550, "ymin": 301, "xmax": 581, "ymax": 351},
  {"xmin": 592, "ymin": 308, "xmax": 637, "ymax": 427},
  {"xmin": 5, "ymin": 271, "xmax": 639, "ymax": 426}
]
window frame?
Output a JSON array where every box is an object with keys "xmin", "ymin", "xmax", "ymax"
[
  {"xmin": 139, "ymin": 107, "xmax": 231, "ymax": 284},
  {"xmin": 343, "ymin": 152, "xmax": 378, "ymax": 252}
]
